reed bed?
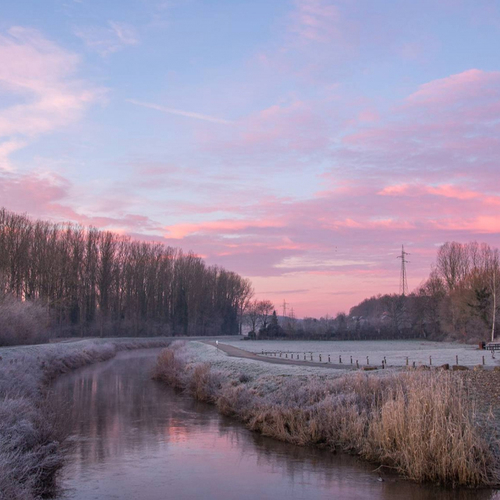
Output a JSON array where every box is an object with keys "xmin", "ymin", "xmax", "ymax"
[{"xmin": 153, "ymin": 342, "xmax": 500, "ymax": 487}]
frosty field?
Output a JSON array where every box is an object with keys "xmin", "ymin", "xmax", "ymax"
[{"xmin": 222, "ymin": 339, "xmax": 497, "ymax": 368}]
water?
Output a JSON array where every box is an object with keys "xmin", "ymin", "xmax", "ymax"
[{"xmin": 52, "ymin": 349, "xmax": 499, "ymax": 500}]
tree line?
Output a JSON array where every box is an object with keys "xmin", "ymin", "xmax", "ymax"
[
  {"xmin": 0, "ymin": 208, "xmax": 253, "ymax": 343},
  {"xmin": 349, "ymin": 241, "xmax": 500, "ymax": 342},
  {"xmin": 245, "ymin": 241, "xmax": 500, "ymax": 343}
]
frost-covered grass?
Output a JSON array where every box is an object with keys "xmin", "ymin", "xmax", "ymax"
[
  {"xmin": 224, "ymin": 339, "xmax": 496, "ymax": 368},
  {"xmin": 154, "ymin": 341, "xmax": 500, "ymax": 487},
  {"xmin": 0, "ymin": 337, "xmax": 169, "ymax": 500},
  {"xmin": 189, "ymin": 341, "xmax": 348, "ymax": 377}
]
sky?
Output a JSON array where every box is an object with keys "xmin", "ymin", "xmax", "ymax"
[{"xmin": 1, "ymin": 0, "xmax": 500, "ymax": 317}]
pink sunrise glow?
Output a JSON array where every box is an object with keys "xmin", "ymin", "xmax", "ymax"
[{"xmin": 1, "ymin": 1, "xmax": 500, "ymax": 316}]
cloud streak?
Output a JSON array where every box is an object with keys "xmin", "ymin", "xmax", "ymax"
[{"xmin": 127, "ymin": 99, "xmax": 233, "ymax": 124}]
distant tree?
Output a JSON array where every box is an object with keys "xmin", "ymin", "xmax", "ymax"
[
  {"xmin": 244, "ymin": 299, "xmax": 274, "ymax": 335},
  {"xmin": 259, "ymin": 310, "xmax": 285, "ymax": 338}
]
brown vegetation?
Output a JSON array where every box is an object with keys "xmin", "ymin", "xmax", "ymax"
[{"xmin": 154, "ymin": 344, "xmax": 500, "ymax": 487}]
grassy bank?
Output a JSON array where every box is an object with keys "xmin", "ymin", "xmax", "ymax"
[
  {"xmin": 0, "ymin": 338, "xmax": 170, "ymax": 500},
  {"xmin": 153, "ymin": 341, "xmax": 500, "ymax": 487}
]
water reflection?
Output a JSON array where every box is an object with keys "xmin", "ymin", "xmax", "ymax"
[{"xmin": 53, "ymin": 349, "xmax": 500, "ymax": 500}]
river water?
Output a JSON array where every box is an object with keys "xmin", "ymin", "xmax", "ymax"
[{"xmin": 52, "ymin": 349, "xmax": 499, "ymax": 500}]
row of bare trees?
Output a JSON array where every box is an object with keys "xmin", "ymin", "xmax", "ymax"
[
  {"xmin": 0, "ymin": 208, "xmax": 253, "ymax": 340},
  {"xmin": 348, "ymin": 241, "xmax": 500, "ymax": 342}
]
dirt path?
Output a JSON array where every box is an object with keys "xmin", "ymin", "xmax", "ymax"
[{"xmin": 203, "ymin": 341, "xmax": 354, "ymax": 370}]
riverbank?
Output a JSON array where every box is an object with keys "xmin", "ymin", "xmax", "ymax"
[
  {"xmin": 153, "ymin": 341, "xmax": 500, "ymax": 488},
  {"xmin": 0, "ymin": 338, "xmax": 170, "ymax": 500}
]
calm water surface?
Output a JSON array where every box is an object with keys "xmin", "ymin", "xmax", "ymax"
[{"xmin": 52, "ymin": 349, "xmax": 500, "ymax": 500}]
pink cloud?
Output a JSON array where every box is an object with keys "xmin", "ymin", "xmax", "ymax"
[
  {"xmin": 290, "ymin": 0, "xmax": 343, "ymax": 44},
  {"xmin": 407, "ymin": 69, "xmax": 500, "ymax": 106},
  {"xmin": 200, "ymin": 99, "xmax": 331, "ymax": 159},
  {"xmin": 0, "ymin": 169, "xmax": 162, "ymax": 234},
  {"xmin": 165, "ymin": 218, "xmax": 284, "ymax": 239},
  {"xmin": 0, "ymin": 27, "xmax": 103, "ymax": 168}
]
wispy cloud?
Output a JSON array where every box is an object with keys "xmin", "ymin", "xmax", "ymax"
[
  {"xmin": 74, "ymin": 21, "xmax": 139, "ymax": 56},
  {"xmin": 127, "ymin": 99, "xmax": 233, "ymax": 124},
  {"xmin": 0, "ymin": 27, "xmax": 102, "ymax": 169}
]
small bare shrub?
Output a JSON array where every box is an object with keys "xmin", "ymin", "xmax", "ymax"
[{"xmin": 0, "ymin": 296, "xmax": 50, "ymax": 346}]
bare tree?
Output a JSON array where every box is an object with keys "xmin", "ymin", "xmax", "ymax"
[{"xmin": 245, "ymin": 299, "xmax": 274, "ymax": 334}]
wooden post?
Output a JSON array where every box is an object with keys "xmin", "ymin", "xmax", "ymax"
[
  {"xmin": 319, "ymin": 354, "xmax": 322, "ymax": 362},
  {"xmin": 366, "ymin": 356, "xmax": 369, "ymax": 365},
  {"xmin": 456, "ymin": 355, "xmax": 458, "ymax": 366},
  {"xmin": 356, "ymin": 359, "xmax": 359, "ymax": 369},
  {"xmin": 483, "ymin": 355, "xmax": 485, "ymax": 365},
  {"xmin": 339, "ymin": 355, "xmax": 342, "ymax": 364}
]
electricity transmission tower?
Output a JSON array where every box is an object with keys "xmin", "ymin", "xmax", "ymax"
[
  {"xmin": 397, "ymin": 245, "xmax": 410, "ymax": 296},
  {"xmin": 282, "ymin": 300, "xmax": 288, "ymax": 319}
]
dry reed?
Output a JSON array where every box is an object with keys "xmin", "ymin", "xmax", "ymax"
[{"xmin": 153, "ymin": 344, "xmax": 500, "ymax": 487}]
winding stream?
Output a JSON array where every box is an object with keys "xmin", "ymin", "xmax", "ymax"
[{"xmin": 52, "ymin": 349, "xmax": 499, "ymax": 500}]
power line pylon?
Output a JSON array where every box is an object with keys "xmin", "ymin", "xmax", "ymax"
[
  {"xmin": 397, "ymin": 245, "xmax": 410, "ymax": 296},
  {"xmin": 282, "ymin": 299, "xmax": 288, "ymax": 318}
]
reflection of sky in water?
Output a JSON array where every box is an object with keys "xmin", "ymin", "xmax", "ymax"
[{"xmin": 53, "ymin": 350, "xmax": 500, "ymax": 500}]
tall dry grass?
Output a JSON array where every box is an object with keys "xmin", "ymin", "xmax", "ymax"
[
  {"xmin": 153, "ymin": 344, "xmax": 500, "ymax": 487},
  {"xmin": 0, "ymin": 338, "xmax": 170, "ymax": 500}
]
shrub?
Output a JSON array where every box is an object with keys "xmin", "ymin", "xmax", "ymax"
[{"xmin": 0, "ymin": 296, "xmax": 50, "ymax": 346}]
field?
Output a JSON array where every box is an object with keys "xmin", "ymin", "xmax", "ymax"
[{"xmin": 222, "ymin": 339, "xmax": 495, "ymax": 368}]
